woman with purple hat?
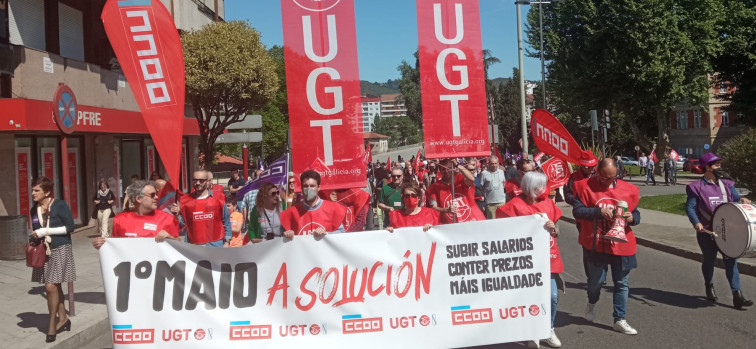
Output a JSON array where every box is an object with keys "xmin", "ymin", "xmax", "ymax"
[{"xmin": 685, "ymin": 153, "xmax": 753, "ymax": 309}]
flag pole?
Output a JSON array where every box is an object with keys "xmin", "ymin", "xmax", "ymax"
[{"xmin": 451, "ymin": 160, "xmax": 457, "ymax": 223}]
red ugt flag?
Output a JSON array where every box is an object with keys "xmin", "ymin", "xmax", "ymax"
[
  {"xmin": 416, "ymin": 0, "xmax": 490, "ymax": 159},
  {"xmin": 101, "ymin": 0, "xmax": 185, "ymax": 187},
  {"xmin": 281, "ymin": 0, "xmax": 366, "ymax": 190}
]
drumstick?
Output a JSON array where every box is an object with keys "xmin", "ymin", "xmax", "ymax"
[{"xmin": 702, "ymin": 228, "xmax": 718, "ymax": 238}]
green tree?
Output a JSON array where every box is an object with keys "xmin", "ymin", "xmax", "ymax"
[
  {"xmin": 526, "ymin": 0, "xmax": 724, "ymax": 162},
  {"xmin": 183, "ymin": 21, "xmax": 279, "ymax": 169},
  {"xmin": 372, "ymin": 116, "xmax": 423, "ymax": 148},
  {"xmin": 491, "ymin": 68, "xmax": 525, "ymax": 152},
  {"xmin": 719, "ymin": 128, "xmax": 756, "ymax": 192},
  {"xmin": 713, "ymin": 0, "xmax": 756, "ymax": 121},
  {"xmin": 397, "ymin": 52, "xmax": 423, "ymax": 125}
]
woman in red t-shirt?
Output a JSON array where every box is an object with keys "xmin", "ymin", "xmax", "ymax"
[
  {"xmin": 387, "ymin": 182, "xmax": 440, "ymax": 232},
  {"xmin": 496, "ymin": 171, "xmax": 563, "ymax": 348}
]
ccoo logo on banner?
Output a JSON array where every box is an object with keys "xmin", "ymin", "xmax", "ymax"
[{"xmin": 99, "ymin": 217, "xmax": 551, "ymax": 348}]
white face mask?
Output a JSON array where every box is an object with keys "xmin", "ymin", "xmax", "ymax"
[{"xmin": 303, "ymin": 187, "xmax": 318, "ymax": 201}]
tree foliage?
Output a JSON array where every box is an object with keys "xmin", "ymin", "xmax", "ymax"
[
  {"xmin": 372, "ymin": 116, "xmax": 423, "ymax": 148},
  {"xmin": 526, "ymin": 0, "xmax": 724, "ymax": 161},
  {"xmin": 719, "ymin": 127, "xmax": 756, "ymax": 192},
  {"xmin": 713, "ymin": 0, "xmax": 756, "ymax": 121},
  {"xmin": 396, "ymin": 52, "xmax": 423, "ymax": 126},
  {"xmin": 183, "ymin": 21, "xmax": 279, "ymax": 169},
  {"xmin": 489, "ymin": 68, "xmax": 524, "ymax": 153}
]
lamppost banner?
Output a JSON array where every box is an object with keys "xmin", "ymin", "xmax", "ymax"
[
  {"xmin": 99, "ymin": 217, "xmax": 550, "ymax": 348},
  {"xmin": 416, "ymin": 0, "xmax": 490, "ymax": 159},
  {"xmin": 281, "ymin": 0, "xmax": 366, "ymax": 190}
]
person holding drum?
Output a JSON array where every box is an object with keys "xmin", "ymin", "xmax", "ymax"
[{"xmin": 685, "ymin": 152, "xmax": 753, "ymax": 310}]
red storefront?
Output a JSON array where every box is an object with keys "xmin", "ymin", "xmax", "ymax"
[{"xmin": 0, "ymin": 92, "xmax": 199, "ymax": 225}]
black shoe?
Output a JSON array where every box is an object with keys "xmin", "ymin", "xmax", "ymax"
[
  {"xmin": 733, "ymin": 290, "xmax": 753, "ymax": 310},
  {"xmin": 46, "ymin": 334, "xmax": 56, "ymax": 343},
  {"xmin": 705, "ymin": 284, "xmax": 718, "ymax": 302},
  {"xmin": 56, "ymin": 319, "xmax": 71, "ymax": 334}
]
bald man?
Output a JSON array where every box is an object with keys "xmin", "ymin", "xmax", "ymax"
[{"xmin": 572, "ymin": 158, "xmax": 641, "ymax": 335}]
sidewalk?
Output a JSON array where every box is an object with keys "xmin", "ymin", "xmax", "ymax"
[
  {"xmin": 0, "ymin": 225, "xmax": 109, "ymax": 349},
  {"xmin": 2, "ymin": 204, "xmax": 755, "ymax": 348},
  {"xmin": 557, "ymin": 202, "xmax": 756, "ymax": 277}
]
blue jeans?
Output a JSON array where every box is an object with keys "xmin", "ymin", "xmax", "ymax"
[
  {"xmin": 583, "ymin": 250, "xmax": 631, "ymax": 322},
  {"xmin": 645, "ymin": 169, "xmax": 655, "ymax": 185},
  {"xmin": 550, "ymin": 274, "xmax": 559, "ymax": 328},
  {"xmin": 696, "ymin": 232, "xmax": 740, "ymax": 290}
]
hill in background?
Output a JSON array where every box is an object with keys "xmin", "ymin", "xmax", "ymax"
[{"xmin": 360, "ymin": 80, "xmax": 400, "ymax": 96}]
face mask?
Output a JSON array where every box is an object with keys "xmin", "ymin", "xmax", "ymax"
[
  {"xmin": 712, "ymin": 168, "xmax": 725, "ymax": 179},
  {"xmin": 303, "ymin": 188, "xmax": 318, "ymax": 201},
  {"xmin": 403, "ymin": 196, "xmax": 418, "ymax": 209}
]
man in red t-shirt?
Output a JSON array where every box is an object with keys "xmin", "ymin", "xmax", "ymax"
[
  {"xmin": 505, "ymin": 158, "xmax": 536, "ymax": 201},
  {"xmin": 281, "ymin": 170, "xmax": 347, "ymax": 238},
  {"xmin": 92, "ymin": 180, "xmax": 179, "ymax": 249},
  {"xmin": 426, "ymin": 158, "xmax": 485, "ymax": 224},
  {"xmin": 572, "ymin": 158, "xmax": 641, "ymax": 335},
  {"xmin": 564, "ymin": 150, "xmax": 597, "ymax": 206},
  {"xmin": 179, "ymin": 170, "xmax": 232, "ymax": 247}
]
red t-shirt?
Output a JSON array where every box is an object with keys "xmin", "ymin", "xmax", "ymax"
[
  {"xmin": 426, "ymin": 174, "xmax": 485, "ymax": 224},
  {"xmin": 389, "ymin": 207, "xmax": 440, "ymax": 229},
  {"xmin": 496, "ymin": 196, "xmax": 564, "ymax": 273},
  {"xmin": 280, "ymin": 199, "xmax": 348, "ymax": 235},
  {"xmin": 505, "ymin": 178, "xmax": 523, "ymax": 198},
  {"xmin": 573, "ymin": 177, "xmax": 639, "ymax": 256},
  {"xmin": 180, "ymin": 194, "xmax": 226, "ymax": 244},
  {"xmin": 112, "ymin": 210, "xmax": 179, "ymax": 238}
]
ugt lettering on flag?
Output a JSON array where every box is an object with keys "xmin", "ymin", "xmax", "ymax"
[{"xmin": 281, "ymin": 0, "xmax": 365, "ymax": 190}]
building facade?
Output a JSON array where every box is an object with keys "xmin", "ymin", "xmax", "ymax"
[
  {"xmin": 0, "ymin": 0, "xmax": 223, "ymax": 223},
  {"xmin": 380, "ymin": 93, "xmax": 407, "ymax": 118},
  {"xmin": 668, "ymin": 83, "xmax": 748, "ymax": 158},
  {"xmin": 361, "ymin": 95, "xmax": 380, "ymax": 132}
]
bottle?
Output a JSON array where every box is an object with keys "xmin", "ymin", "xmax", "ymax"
[{"xmin": 604, "ymin": 201, "xmax": 629, "ymax": 243}]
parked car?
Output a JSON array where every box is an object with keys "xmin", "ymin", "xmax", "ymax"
[
  {"xmin": 620, "ymin": 157, "xmax": 639, "ymax": 166},
  {"xmin": 683, "ymin": 158, "xmax": 703, "ymax": 174},
  {"xmin": 675, "ymin": 156, "xmax": 687, "ymax": 170}
]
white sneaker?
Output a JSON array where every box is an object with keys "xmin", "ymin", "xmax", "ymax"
[
  {"xmin": 584, "ymin": 302, "xmax": 596, "ymax": 322},
  {"xmin": 543, "ymin": 328, "xmax": 562, "ymax": 347},
  {"xmin": 613, "ymin": 319, "xmax": 638, "ymax": 335},
  {"xmin": 526, "ymin": 340, "xmax": 540, "ymax": 348}
]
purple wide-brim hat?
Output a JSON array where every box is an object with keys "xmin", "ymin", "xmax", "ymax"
[{"xmin": 699, "ymin": 153, "xmax": 721, "ymax": 171}]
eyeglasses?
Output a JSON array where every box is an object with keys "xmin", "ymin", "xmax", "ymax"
[
  {"xmin": 598, "ymin": 174, "xmax": 617, "ymax": 181},
  {"xmin": 192, "ymin": 178, "xmax": 208, "ymax": 183},
  {"xmin": 391, "ymin": 175, "xmax": 403, "ymax": 178},
  {"xmin": 402, "ymin": 193, "xmax": 418, "ymax": 198},
  {"xmin": 270, "ymin": 191, "xmax": 280, "ymax": 197},
  {"xmin": 143, "ymin": 192, "xmax": 158, "ymax": 199}
]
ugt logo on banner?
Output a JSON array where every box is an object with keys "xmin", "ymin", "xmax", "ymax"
[
  {"xmin": 416, "ymin": 0, "xmax": 490, "ymax": 158},
  {"xmin": 281, "ymin": 0, "xmax": 365, "ymax": 190}
]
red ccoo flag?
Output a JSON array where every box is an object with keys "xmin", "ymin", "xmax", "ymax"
[
  {"xmin": 101, "ymin": 0, "xmax": 185, "ymax": 188},
  {"xmin": 531, "ymin": 109, "xmax": 582, "ymax": 165}
]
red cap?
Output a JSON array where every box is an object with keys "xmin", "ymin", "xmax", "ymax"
[{"xmin": 579, "ymin": 150, "xmax": 598, "ymax": 167}]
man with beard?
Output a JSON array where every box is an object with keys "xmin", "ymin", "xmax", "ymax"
[
  {"xmin": 572, "ymin": 158, "xmax": 641, "ymax": 335},
  {"xmin": 281, "ymin": 170, "xmax": 347, "ymax": 238},
  {"xmin": 564, "ymin": 150, "xmax": 598, "ymax": 206},
  {"xmin": 426, "ymin": 158, "xmax": 485, "ymax": 224},
  {"xmin": 178, "ymin": 170, "xmax": 232, "ymax": 247}
]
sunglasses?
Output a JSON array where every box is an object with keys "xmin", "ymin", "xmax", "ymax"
[
  {"xmin": 192, "ymin": 178, "xmax": 208, "ymax": 183},
  {"xmin": 270, "ymin": 191, "xmax": 280, "ymax": 197},
  {"xmin": 143, "ymin": 192, "xmax": 158, "ymax": 199},
  {"xmin": 402, "ymin": 193, "xmax": 418, "ymax": 198},
  {"xmin": 598, "ymin": 174, "xmax": 617, "ymax": 181},
  {"xmin": 391, "ymin": 175, "xmax": 403, "ymax": 178}
]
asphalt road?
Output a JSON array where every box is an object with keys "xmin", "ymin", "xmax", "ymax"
[{"xmin": 467, "ymin": 219, "xmax": 756, "ymax": 349}]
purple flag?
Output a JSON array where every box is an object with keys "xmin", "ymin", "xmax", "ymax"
[
  {"xmin": 505, "ymin": 148, "xmax": 511, "ymax": 159},
  {"xmin": 238, "ymin": 155, "xmax": 288, "ymax": 197}
]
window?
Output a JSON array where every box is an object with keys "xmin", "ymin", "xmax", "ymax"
[
  {"xmin": 722, "ymin": 111, "xmax": 729, "ymax": 127},
  {"xmin": 677, "ymin": 111, "xmax": 688, "ymax": 129},
  {"xmin": 719, "ymin": 83, "xmax": 727, "ymax": 94},
  {"xmin": 737, "ymin": 113, "xmax": 744, "ymax": 127},
  {"xmin": 694, "ymin": 110, "xmax": 702, "ymax": 128}
]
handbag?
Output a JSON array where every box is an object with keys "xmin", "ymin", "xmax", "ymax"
[
  {"xmin": 26, "ymin": 200, "xmax": 53, "ymax": 268},
  {"xmin": 25, "ymin": 238, "xmax": 47, "ymax": 268}
]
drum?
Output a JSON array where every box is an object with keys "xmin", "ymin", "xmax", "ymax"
[{"xmin": 712, "ymin": 203, "xmax": 756, "ymax": 258}]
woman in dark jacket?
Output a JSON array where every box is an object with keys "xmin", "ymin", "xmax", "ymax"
[
  {"xmin": 93, "ymin": 180, "xmax": 115, "ymax": 238},
  {"xmin": 29, "ymin": 177, "xmax": 76, "ymax": 343}
]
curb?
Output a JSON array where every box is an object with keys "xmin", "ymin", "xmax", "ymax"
[
  {"xmin": 558, "ymin": 216, "xmax": 756, "ymax": 278},
  {"xmin": 51, "ymin": 317, "xmax": 110, "ymax": 349}
]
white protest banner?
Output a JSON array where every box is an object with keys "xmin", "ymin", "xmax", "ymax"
[{"xmin": 99, "ymin": 216, "xmax": 550, "ymax": 348}]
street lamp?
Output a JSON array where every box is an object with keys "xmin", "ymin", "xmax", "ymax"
[
  {"xmin": 518, "ymin": 0, "xmax": 561, "ymax": 109},
  {"xmin": 515, "ymin": 0, "xmax": 529, "ymax": 156}
]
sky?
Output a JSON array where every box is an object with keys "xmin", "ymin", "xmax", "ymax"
[{"xmin": 224, "ymin": 0, "xmax": 544, "ymax": 82}]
